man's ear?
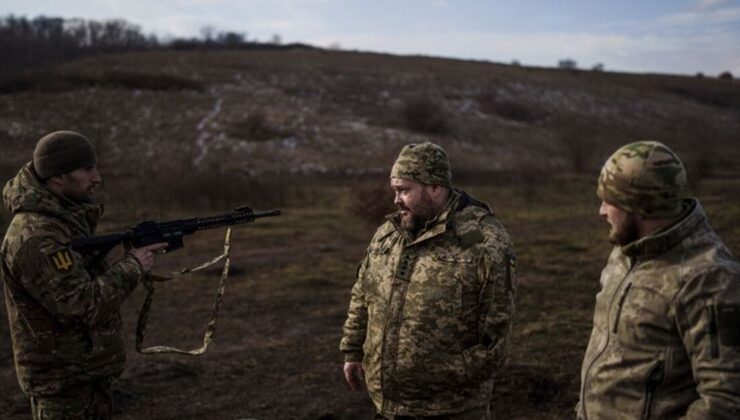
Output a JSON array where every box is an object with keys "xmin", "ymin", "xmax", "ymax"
[
  {"xmin": 428, "ymin": 184, "xmax": 449, "ymax": 202},
  {"xmin": 46, "ymin": 174, "xmax": 65, "ymax": 188}
]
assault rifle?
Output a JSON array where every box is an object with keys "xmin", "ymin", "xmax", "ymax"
[{"xmin": 71, "ymin": 206, "xmax": 281, "ymax": 257}]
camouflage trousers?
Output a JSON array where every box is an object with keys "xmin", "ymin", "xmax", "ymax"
[
  {"xmin": 377, "ymin": 405, "xmax": 491, "ymax": 420},
  {"xmin": 30, "ymin": 378, "xmax": 113, "ymax": 420}
]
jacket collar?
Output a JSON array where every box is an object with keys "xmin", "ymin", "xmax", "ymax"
[
  {"xmin": 3, "ymin": 162, "xmax": 102, "ymax": 236},
  {"xmin": 620, "ymin": 198, "xmax": 705, "ymax": 259}
]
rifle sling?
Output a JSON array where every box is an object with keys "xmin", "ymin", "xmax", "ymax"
[{"xmin": 135, "ymin": 228, "xmax": 232, "ymax": 356}]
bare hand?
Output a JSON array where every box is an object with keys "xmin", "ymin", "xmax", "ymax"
[
  {"xmin": 343, "ymin": 362, "xmax": 364, "ymax": 391},
  {"xmin": 129, "ymin": 242, "xmax": 168, "ymax": 272}
]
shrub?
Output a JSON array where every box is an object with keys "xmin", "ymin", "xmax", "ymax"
[
  {"xmin": 402, "ymin": 97, "xmax": 453, "ymax": 135},
  {"xmin": 229, "ymin": 110, "xmax": 286, "ymax": 141},
  {"xmin": 492, "ymin": 100, "xmax": 539, "ymax": 123},
  {"xmin": 661, "ymin": 83, "xmax": 739, "ymax": 109},
  {"xmin": 478, "ymin": 94, "xmax": 543, "ymax": 123},
  {"xmin": 719, "ymin": 71, "xmax": 733, "ymax": 80}
]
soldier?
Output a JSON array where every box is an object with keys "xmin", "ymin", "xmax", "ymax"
[
  {"xmin": 577, "ymin": 141, "xmax": 740, "ymax": 419},
  {"xmin": 1, "ymin": 131, "xmax": 166, "ymax": 419},
  {"xmin": 340, "ymin": 142, "xmax": 517, "ymax": 419}
]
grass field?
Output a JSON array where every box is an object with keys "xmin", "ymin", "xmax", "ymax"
[
  {"xmin": 1, "ymin": 47, "xmax": 739, "ymax": 419},
  {"xmin": 2, "ymin": 172, "xmax": 738, "ymax": 419}
]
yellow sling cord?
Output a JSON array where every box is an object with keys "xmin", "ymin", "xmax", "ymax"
[{"xmin": 135, "ymin": 228, "xmax": 232, "ymax": 355}]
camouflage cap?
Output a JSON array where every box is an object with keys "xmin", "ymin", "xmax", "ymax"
[
  {"xmin": 597, "ymin": 140, "xmax": 686, "ymax": 219},
  {"xmin": 390, "ymin": 142, "xmax": 452, "ymax": 187},
  {"xmin": 33, "ymin": 131, "xmax": 97, "ymax": 179}
]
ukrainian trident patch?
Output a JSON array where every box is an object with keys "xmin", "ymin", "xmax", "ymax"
[{"xmin": 48, "ymin": 249, "xmax": 74, "ymax": 273}]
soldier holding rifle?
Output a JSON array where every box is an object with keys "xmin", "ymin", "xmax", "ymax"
[{"xmin": 1, "ymin": 131, "xmax": 166, "ymax": 419}]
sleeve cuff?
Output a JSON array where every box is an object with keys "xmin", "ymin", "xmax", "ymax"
[
  {"xmin": 343, "ymin": 351, "xmax": 363, "ymax": 363},
  {"xmin": 121, "ymin": 253, "xmax": 145, "ymax": 282}
]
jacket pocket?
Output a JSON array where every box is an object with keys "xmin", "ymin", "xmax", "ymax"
[
  {"xmin": 717, "ymin": 303, "xmax": 740, "ymax": 347},
  {"xmin": 433, "ymin": 252, "xmax": 474, "ymax": 264},
  {"xmin": 612, "ymin": 282, "xmax": 633, "ymax": 334},
  {"xmin": 642, "ymin": 359, "xmax": 664, "ymax": 419},
  {"xmin": 707, "ymin": 303, "xmax": 720, "ymax": 359},
  {"xmin": 393, "ymin": 351, "xmax": 470, "ymax": 400},
  {"xmin": 363, "ymin": 245, "xmax": 392, "ymax": 301}
]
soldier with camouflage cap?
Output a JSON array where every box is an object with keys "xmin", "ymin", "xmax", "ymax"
[
  {"xmin": 1, "ymin": 131, "xmax": 167, "ymax": 419},
  {"xmin": 340, "ymin": 142, "xmax": 517, "ymax": 419},
  {"xmin": 577, "ymin": 141, "xmax": 740, "ymax": 419}
]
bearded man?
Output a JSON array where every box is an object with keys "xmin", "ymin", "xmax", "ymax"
[
  {"xmin": 340, "ymin": 142, "xmax": 517, "ymax": 419},
  {"xmin": 1, "ymin": 131, "xmax": 166, "ymax": 419},
  {"xmin": 577, "ymin": 141, "xmax": 740, "ymax": 419}
]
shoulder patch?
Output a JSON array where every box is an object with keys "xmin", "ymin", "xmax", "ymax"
[
  {"xmin": 46, "ymin": 248, "xmax": 76, "ymax": 274},
  {"xmin": 481, "ymin": 214, "xmax": 504, "ymax": 230},
  {"xmin": 458, "ymin": 229, "xmax": 484, "ymax": 250}
]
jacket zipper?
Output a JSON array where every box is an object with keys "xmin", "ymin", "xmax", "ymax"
[
  {"xmin": 612, "ymin": 282, "xmax": 633, "ymax": 334},
  {"xmin": 581, "ymin": 259, "xmax": 637, "ymax": 420},
  {"xmin": 642, "ymin": 359, "xmax": 664, "ymax": 419}
]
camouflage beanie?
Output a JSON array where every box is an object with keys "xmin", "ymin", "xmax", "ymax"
[
  {"xmin": 33, "ymin": 131, "xmax": 97, "ymax": 179},
  {"xmin": 597, "ymin": 141, "xmax": 686, "ymax": 219},
  {"xmin": 390, "ymin": 142, "xmax": 452, "ymax": 187}
]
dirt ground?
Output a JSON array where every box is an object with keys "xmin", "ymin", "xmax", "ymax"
[
  {"xmin": 0, "ymin": 207, "xmax": 375, "ymax": 419},
  {"xmin": 1, "ymin": 177, "xmax": 739, "ymax": 420}
]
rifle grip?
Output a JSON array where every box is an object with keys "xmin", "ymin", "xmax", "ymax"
[{"xmin": 166, "ymin": 236, "xmax": 184, "ymax": 252}]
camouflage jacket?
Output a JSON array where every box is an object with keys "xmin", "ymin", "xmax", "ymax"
[
  {"xmin": 577, "ymin": 199, "xmax": 740, "ymax": 419},
  {"xmin": 340, "ymin": 190, "xmax": 517, "ymax": 416},
  {"xmin": 1, "ymin": 163, "xmax": 143, "ymax": 396}
]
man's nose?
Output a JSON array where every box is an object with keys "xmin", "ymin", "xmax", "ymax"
[
  {"xmin": 91, "ymin": 168, "xmax": 102, "ymax": 183},
  {"xmin": 598, "ymin": 201, "xmax": 608, "ymax": 218},
  {"xmin": 393, "ymin": 192, "xmax": 402, "ymax": 206}
]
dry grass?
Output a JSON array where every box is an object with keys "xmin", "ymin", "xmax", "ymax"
[
  {"xmin": 0, "ymin": 68, "xmax": 205, "ymax": 94},
  {"xmin": 3, "ymin": 174, "xmax": 737, "ymax": 419},
  {"xmin": 1, "ymin": 48, "xmax": 740, "ymax": 419}
]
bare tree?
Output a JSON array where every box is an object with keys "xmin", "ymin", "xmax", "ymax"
[
  {"xmin": 0, "ymin": 14, "xmax": 155, "ymax": 68},
  {"xmin": 558, "ymin": 59, "xmax": 577, "ymax": 70}
]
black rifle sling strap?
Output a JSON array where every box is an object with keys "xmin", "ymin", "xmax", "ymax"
[{"xmin": 135, "ymin": 228, "xmax": 232, "ymax": 356}]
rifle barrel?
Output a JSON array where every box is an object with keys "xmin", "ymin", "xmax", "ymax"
[
  {"xmin": 195, "ymin": 209, "xmax": 280, "ymax": 231},
  {"xmin": 254, "ymin": 210, "xmax": 281, "ymax": 218}
]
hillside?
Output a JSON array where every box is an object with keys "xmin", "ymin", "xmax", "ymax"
[
  {"xmin": 1, "ymin": 49, "xmax": 738, "ymax": 195},
  {"xmin": 1, "ymin": 49, "xmax": 739, "ymax": 420}
]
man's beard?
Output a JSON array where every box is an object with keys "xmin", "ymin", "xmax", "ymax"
[
  {"xmin": 608, "ymin": 213, "xmax": 639, "ymax": 246},
  {"xmin": 68, "ymin": 188, "xmax": 95, "ymax": 203},
  {"xmin": 399, "ymin": 190, "xmax": 438, "ymax": 234},
  {"xmin": 62, "ymin": 185, "xmax": 96, "ymax": 204}
]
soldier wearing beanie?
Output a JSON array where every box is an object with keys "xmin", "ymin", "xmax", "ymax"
[
  {"xmin": 33, "ymin": 130, "xmax": 98, "ymax": 180},
  {"xmin": 577, "ymin": 141, "xmax": 740, "ymax": 419},
  {"xmin": 1, "ymin": 131, "xmax": 167, "ymax": 419},
  {"xmin": 341, "ymin": 141, "xmax": 517, "ymax": 419}
]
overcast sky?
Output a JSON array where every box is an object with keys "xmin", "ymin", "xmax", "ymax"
[{"xmin": 2, "ymin": 0, "xmax": 739, "ymax": 76}]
